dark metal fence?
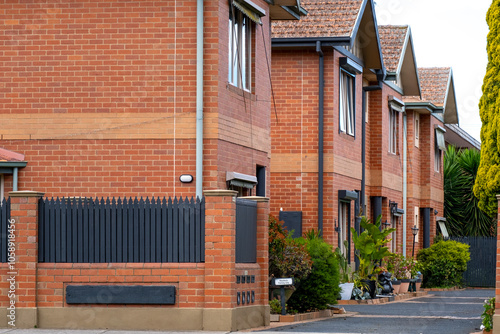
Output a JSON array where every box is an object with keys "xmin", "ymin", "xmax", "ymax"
[
  {"xmin": 450, "ymin": 236, "xmax": 496, "ymax": 287},
  {"xmin": 0, "ymin": 198, "xmax": 9, "ymax": 263},
  {"xmin": 38, "ymin": 197, "xmax": 205, "ymax": 263},
  {"xmin": 235, "ymin": 198, "xmax": 257, "ymax": 263}
]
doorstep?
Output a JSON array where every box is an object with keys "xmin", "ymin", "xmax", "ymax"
[
  {"xmin": 337, "ymin": 291, "xmax": 428, "ymax": 305},
  {"xmin": 271, "ymin": 309, "xmax": 337, "ymax": 323}
]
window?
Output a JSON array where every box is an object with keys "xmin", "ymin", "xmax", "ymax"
[
  {"xmin": 389, "ymin": 107, "xmax": 398, "ymax": 154},
  {"xmin": 434, "ymin": 127, "xmax": 446, "ymax": 173},
  {"xmin": 414, "ymin": 113, "xmax": 420, "ymax": 147},
  {"xmin": 339, "ymin": 70, "xmax": 355, "ymax": 136},
  {"xmin": 339, "ymin": 201, "xmax": 350, "ymax": 256},
  {"xmin": 228, "ymin": 7, "xmax": 252, "ymax": 91}
]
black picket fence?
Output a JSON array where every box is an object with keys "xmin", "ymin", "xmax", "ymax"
[
  {"xmin": 38, "ymin": 197, "xmax": 205, "ymax": 263},
  {"xmin": 450, "ymin": 236, "xmax": 496, "ymax": 287},
  {"xmin": 0, "ymin": 198, "xmax": 10, "ymax": 263}
]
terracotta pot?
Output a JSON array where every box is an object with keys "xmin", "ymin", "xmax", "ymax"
[
  {"xmin": 392, "ymin": 280, "xmax": 401, "ymax": 294},
  {"xmin": 415, "ymin": 278, "xmax": 422, "ymax": 291},
  {"xmin": 399, "ymin": 279, "xmax": 410, "ymax": 293}
]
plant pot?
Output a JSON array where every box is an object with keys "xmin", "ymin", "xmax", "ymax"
[
  {"xmin": 361, "ymin": 279, "xmax": 377, "ymax": 299},
  {"xmin": 391, "ymin": 280, "xmax": 401, "ymax": 294},
  {"xmin": 339, "ymin": 282, "xmax": 354, "ymax": 300},
  {"xmin": 415, "ymin": 278, "xmax": 422, "ymax": 291},
  {"xmin": 400, "ymin": 279, "xmax": 410, "ymax": 293}
]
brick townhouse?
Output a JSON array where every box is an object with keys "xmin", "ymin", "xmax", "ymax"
[
  {"xmin": 270, "ymin": 0, "xmax": 460, "ymax": 260},
  {"xmin": 0, "ymin": 0, "xmax": 303, "ymax": 330}
]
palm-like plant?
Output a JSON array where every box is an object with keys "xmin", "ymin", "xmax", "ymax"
[{"xmin": 444, "ymin": 146, "xmax": 495, "ymax": 236}]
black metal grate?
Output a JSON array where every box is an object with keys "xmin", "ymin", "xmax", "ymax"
[
  {"xmin": 38, "ymin": 197, "xmax": 205, "ymax": 263},
  {"xmin": 0, "ymin": 198, "xmax": 10, "ymax": 263},
  {"xmin": 235, "ymin": 198, "xmax": 257, "ymax": 263},
  {"xmin": 450, "ymin": 236, "xmax": 496, "ymax": 287}
]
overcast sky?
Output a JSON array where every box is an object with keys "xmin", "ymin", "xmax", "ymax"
[{"xmin": 374, "ymin": 0, "xmax": 491, "ymax": 142}]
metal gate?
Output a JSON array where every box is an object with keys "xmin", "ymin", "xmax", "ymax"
[
  {"xmin": 235, "ymin": 198, "xmax": 257, "ymax": 263},
  {"xmin": 450, "ymin": 236, "xmax": 496, "ymax": 287}
]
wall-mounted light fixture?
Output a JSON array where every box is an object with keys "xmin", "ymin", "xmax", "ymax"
[{"xmin": 179, "ymin": 174, "xmax": 193, "ymax": 183}]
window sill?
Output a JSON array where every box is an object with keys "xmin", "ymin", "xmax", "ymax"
[
  {"xmin": 338, "ymin": 131, "xmax": 355, "ymax": 141},
  {"xmin": 227, "ymin": 83, "xmax": 256, "ymax": 101}
]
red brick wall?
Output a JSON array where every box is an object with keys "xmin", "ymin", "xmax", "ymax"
[{"xmin": 0, "ymin": 0, "xmax": 271, "ymax": 198}]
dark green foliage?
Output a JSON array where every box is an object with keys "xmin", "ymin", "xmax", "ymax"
[
  {"xmin": 287, "ymin": 233, "xmax": 340, "ymax": 312},
  {"xmin": 445, "ymin": 146, "xmax": 495, "ymax": 236},
  {"xmin": 268, "ymin": 215, "xmax": 312, "ymax": 282},
  {"xmin": 417, "ymin": 240, "xmax": 470, "ymax": 288},
  {"xmin": 474, "ymin": 0, "xmax": 500, "ymax": 216}
]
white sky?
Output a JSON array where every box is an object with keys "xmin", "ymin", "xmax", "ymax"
[{"xmin": 374, "ymin": 0, "xmax": 491, "ymax": 142}]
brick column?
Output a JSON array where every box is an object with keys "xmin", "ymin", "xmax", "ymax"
[
  {"xmin": 8, "ymin": 191, "xmax": 44, "ymax": 328},
  {"xmin": 203, "ymin": 190, "xmax": 237, "ymax": 330}
]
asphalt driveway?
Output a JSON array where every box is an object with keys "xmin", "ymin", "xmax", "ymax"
[{"xmin": 256, "ymin": 289, "xmax": 494, "ymax": 334}]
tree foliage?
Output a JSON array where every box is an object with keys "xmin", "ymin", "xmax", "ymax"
[
  {"xmin": 474, "ymin": 0, "xmax": 500, "ymax": 216},
  {"xmin": 445, "ymin": 146, "xmax": 495, "ymax": 236}
]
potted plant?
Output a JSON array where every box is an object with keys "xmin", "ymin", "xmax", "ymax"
[
  {"xmin": 481, "ymin": 297, "xmax": 495, "ymax": 333},
  {"xmin": 385, "ymin": 255, "xmax": 401, "ymax": 294},
  {"xmin": 351, "ymin": 215, "xmax": 395, "ymax": 299},
  {"xmin": 336, "ymin": 241, "xmax": 354, "ymax": 300}
]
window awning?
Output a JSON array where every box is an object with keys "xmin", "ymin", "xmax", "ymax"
[
  {"xmin": 226, "ymin": 171, "xmax": 257, "ymax": 189},
  {"xmin": 232, "ymin": 0, "xmax": 266, "ymax": 25},
  {"xmin": 388, "ymin": 95, "xmax": 404, "ymax": 113},
  {"xmin": 435, "ymin": 126, "xmax": 446, "ymax": 151}
]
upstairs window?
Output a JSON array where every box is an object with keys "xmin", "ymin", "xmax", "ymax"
[
  {"xmin": 339, "ymin": 70, "xmax": 355, "ymax": 136},
  {"xmin": 435, "ymin": 126, "xmax": 446, "ymax": 173},
  {"xmin": 389, "ymin": 106, "xmax": 399, "ymax": 154},
  {"xmin": 229, "ymin": 6, "xmax": 254, "ymax": 91},
  {"xmin": 414, "ymin": 112, "xmax": 420, "ymax": 147}
]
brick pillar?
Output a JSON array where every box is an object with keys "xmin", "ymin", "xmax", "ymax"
[
  {"xmin": 8, "ymin": 191, "xmax": 44, "ymax": 328},
  {"xmin": 203, "ymin": 190, "xmax": 237, "ymax": 330}
]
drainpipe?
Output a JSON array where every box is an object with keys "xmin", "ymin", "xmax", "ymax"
[
  {"xmin": 316, "ymin": 41, "xmax": 324, "ymax": 235},
  {"xmin": 196, "ymin": 0, "xmax": 204, "ymax": 199},
  {"xmin": 403, "ymin": 112, "xmax": 408, "ymax": 255}
]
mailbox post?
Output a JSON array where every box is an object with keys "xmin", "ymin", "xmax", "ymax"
[{"xmin": 271, "ymin": 278, "xmax": 294, "ymax": 315}]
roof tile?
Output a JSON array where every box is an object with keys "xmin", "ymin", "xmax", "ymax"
[
  {"xmin": 418, "ymin": 67, "xmax": 451, "ymax": 106},
  {"xmin": 378, "ymin": 25, "xmax": 408, "ymax": 73},
  {"xmin": 272, "ymin": 0, "xmax": 363, "ymax": 39}
]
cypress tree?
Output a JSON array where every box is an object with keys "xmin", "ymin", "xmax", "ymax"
[{"xmin": 473, "ymin": 0, "xmax": 500, "ymax": 216}]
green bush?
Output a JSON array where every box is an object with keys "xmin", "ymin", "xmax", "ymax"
[
  {"xmin": 417, "ymin": 240, "xmax": 470, "ymax": 288},
  {"xmin": 268, "ymin": 215, "xmax": 312, "ymax": 281},
  {"xmin": 287, "ymin": 232, "xmax": 340, "ymax": 312}
]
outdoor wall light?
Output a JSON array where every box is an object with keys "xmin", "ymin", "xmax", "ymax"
[{"xmin": 179, "ymin": 174, "xmax": 193, "ymax": 183}]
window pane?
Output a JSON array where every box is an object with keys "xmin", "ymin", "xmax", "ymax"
[
  {"xmin": 347, "ymin": 76, "xmax": 354, "ymax": 135},
  {"xmin": 339, "ymin": 73, "xmax": 346, "ymax": 132}
]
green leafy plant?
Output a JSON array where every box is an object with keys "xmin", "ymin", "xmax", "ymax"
[
  {"xmin": 351, "ymin": 215, "xmax": 395, "ymax": 280},
  {"xmin": 474, "ymin": 0, "xmax": 500, "ymax": 217},
  {"xmin": 269, "ymin": 298, "xmax": 282, "ymax": 315},
  {"xmin": 481, "ymin": 297, "xmax": 495, "ymax": 332},
  {"xmin": 335, "ymin": 240, "xmax": 353, "ymax": 283},
  {"xmin": 417, "ymin": 240, "xmax": 470, "ymax": 288},
  {"xmin": 445, "ymin": 145, "xmax": 495, "ymax": 236},
  {"xmin": 268, "ymin": 215, "xmax": 312, "ymax": 281},
  {"xmin": 287, "ymin": 232, "xmax": 340, "ymax": 312}
]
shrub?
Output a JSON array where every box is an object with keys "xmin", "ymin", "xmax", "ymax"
[
  {"xmin": 287, "ymin": 232, "xmax": 340, "ymax": 312},
  {"xmin": 268, "ymin": 215, "xmax": 312, "ymax": 281},
  {"xmin": 417, "ymin": 240, "xmax": 470, "ymax": 288},
  {"xmin": 269, "ymin": 298, "xmax": 282, "ymax": 315}
]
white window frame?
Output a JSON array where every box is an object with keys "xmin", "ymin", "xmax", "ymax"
[
  {"xmin": 339, "ymin": 201, "xmax": 350, "ymax": 256},
  {"xmin": 414, "ymin": 112, "xmax": 420, "ymax": 147},
  {"xmin": 228, "ymin": 8, "xmax": 252, "ymax": 92},
  {"xmin": 339, "ymin": 69, "xmax": 355, "ymax": 136},
  {"xmin": 434, "ymin": 144, "xmax": 441, "ymax": 172},
  {"xmin": 389, "ymin": 106, "xmax": 398, "ymax": 154}
]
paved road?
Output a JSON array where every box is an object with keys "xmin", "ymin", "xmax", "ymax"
[{"xmin": 256, "ymin": 289, "xmax": 494, "ymax": 334}]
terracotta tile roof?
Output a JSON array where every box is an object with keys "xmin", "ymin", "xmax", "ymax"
[
  {"xmin": 272, "ymin": 0, "xmax": 363, "ymax": 39},
  {"xmin": 0, "ymin": 148, "xmax": 25, "ymax": 162},
  {"xmin": 418, "ymin": 67, "xmax": 451, "ymax": 106},
  {"xmin": 378, "ymin": 25, "xmax": 408, "ymax": 73}
]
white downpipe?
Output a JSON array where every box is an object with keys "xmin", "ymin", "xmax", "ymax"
[
  {"xmin": 403, "ymin": 111, "xmax": 408, "ymax": 255},
  {"xmin": 196, "ymin": 0, "xmax": 204, "ymax": 199}
]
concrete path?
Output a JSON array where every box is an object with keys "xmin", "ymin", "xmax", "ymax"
[{"xmin": 255, "ymin": 289, "xmax": 494, "ymax": 334}]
